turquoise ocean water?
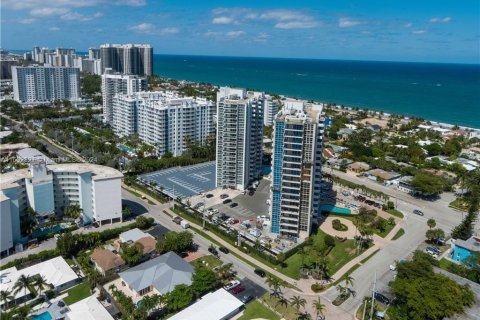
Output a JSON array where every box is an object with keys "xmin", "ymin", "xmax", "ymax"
[{"xmin": 153, "ymin": 55, "xmax": 480, "ymax": 128}]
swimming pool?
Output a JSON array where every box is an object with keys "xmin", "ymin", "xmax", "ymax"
[
  {"xmin": 32, "ymin": 311, "xmax": 53, "ymax": 320},
  {"xmin": 319, "ymin": 204, "xmax": 352, "ymax": 215},
  {"xmin": 32, "ymin": 225, "xmax": 65, "ymax": 238}
]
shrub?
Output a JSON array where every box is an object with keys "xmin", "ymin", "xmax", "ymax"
[
  {"xmin": 332, "ymin": 219, "xmax": 348, "ymax": 231},
  {"xmin": 311, "ymin": 283, "xmax": 325, "ymax": 292}
]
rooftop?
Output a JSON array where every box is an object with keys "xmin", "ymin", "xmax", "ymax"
[
  {"xmin": 66, "ymin": 296, "xmax": 114, "ymax": 320},
  {"xmin": 90, "ymin": 248, "xmax": 125, "ymax": 273},
  {"xmin": 0, "ymin": 257, "xmax": 78, "ymax": 302},
  {"xmin": 168, "ymin": 288, "xmax": 243, "ymax": 320},
  {"xmin": 17, "ymin": 148, "xmax": 54, "ymax": 164},
  {"xmin": 365, "ymin": 168, "xmax": 401, "ymax": 181},
  {"xmin": 119, "ymin": 252, "xmax": 193, "ymax": 295},
  {"xmin": 119, "ymin": 228, "xmax": 154, "ymax": 243}
]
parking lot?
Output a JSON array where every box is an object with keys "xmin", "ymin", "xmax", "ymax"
[
  {"xmin": 210, "ymin": 179, "xmax": 271, "ymax": 223},
  {"xmin": 138, "ymin": 161, "xmax": 216, "ymax": 198}
]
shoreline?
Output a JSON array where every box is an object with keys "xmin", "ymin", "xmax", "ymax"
[{"xmin": 155, "ymin": 74, "xmax": 480, "ymax": 132}]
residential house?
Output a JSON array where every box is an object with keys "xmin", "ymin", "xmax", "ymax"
[
  {"xmin": 118, "ymin": 252, "xmax": 194, "ymax": 300},
  {"xmin": 348, "ymin": 162, "xmax": 371, "ymax": 173},
  {"xmin": 364, "ymin": 169, "xmax": 401, "ymax": 184},
  {"xmin": 90, "ymin": 248, "xmax": 125, "ymax": 276}
]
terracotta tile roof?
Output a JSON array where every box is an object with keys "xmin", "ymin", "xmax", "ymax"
[
  {"xmin": 90, "ymin": 248, "xmax": 125, "ymax": 272},
  {"xmin": 136, "ymin": 237, "xmax": 157, "ymax": 254}
]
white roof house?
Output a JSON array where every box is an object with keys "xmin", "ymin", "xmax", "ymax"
[
  {"xmin": 66, "ymin": 296, "xmax": 114, "ymax": 320},
  {"xmin": 0, "ymin": 257, "xmax": 79, "ymax": 305},
  {"xmin": 168, "ymin": 288, "xmax": 244, "ymax": 320},
  {"xmin": 119, "ymin": 228, "xmax": 154, "ymax": 243}
]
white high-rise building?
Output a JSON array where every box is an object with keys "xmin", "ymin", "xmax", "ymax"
[
  {"xmin": 0, "ymin": 162, "xmax": 123, "ymax": 254},
  {"xmin": 102, "ymin": 69, "xmax": 147, "ymax": 124},
  {"xmin": 112, "ymin": 91, "xmax": 215, "ymax": 157},
  {"xmin": 12, "ymin": 65, "xmax": 81, "ymax": 104},
  {"xmin": 215, "ymin": 87, "xmax": 264, "ymax": 190},
  {"xmin": 269, "ymin": 100, "xmax": 324, "ymax": 240},
  {"xmin": 100, "ymin": 44, "xmax": 153, "ymax": 76},
  {"xmin": 264, "ymin": 94, "xmax": 280, "ymax": 127}
]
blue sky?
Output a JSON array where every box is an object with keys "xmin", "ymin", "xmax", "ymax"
[{"xmin": 1, "ymin": 0, "xmax": 479, "ymax": 63}]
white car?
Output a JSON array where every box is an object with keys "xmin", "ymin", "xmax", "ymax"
[
  {"xmin": 223, "ymin": 280, "xmax": 240, "ymax": 291},
  {"xmin": 389, "ymin": 264, "xmax": 396, "ymax": 271}
]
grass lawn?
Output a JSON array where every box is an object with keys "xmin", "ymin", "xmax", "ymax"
[
  {"xmin": 63, "ymin": 282, "xmax": 90, "ymax": 305},
  {"xmin": 238, "ymin": 300, "xmax": 280, "ymax": 320},
  {"xmin": 280, "ymin": 229, "xmax": 361, "ymax": 280},
  {"xmin": 392, "ymin": 228, "xmax": 405, "ymax": 240},
  {"xmin": 261, "ymin": 294, "xmax": 298, "ymax": 320},
  {"xmin": 449, "ymin": 198, "xmax": 469, "ymax": 212},
  {"xmin": 377, "ymin": 220, "xmax": 396, "ymax": 238},
  {"xmin": 191, "ymin": 255, "xmax": 222, "ymax": 270},
  {"xmin": 386, "ymin": 209, "xmax": 404, "ymax": 218}
]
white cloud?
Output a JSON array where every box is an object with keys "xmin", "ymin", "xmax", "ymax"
[
  {"xmin": 404, "ymin": 22, "xmax": 413, "ymax": 28},
  {"xmin": 412, "ymin": 29, "xmax": 427, "ymax": 34},
  {"xmin": 429, "ymin": 17, "xmax": 451, "ymax": 23},
  {"xmin": 115, "ymin": 0, "xmax": 146, "ymax": 6},
  {"xmin": 226, "ymin": 30, "xmax": 245, "ymax": 37},
  {"xmin": 338, "ymin": 17, "xmax": 362, "ymax": 28},
  {"xmin": 2, "ymin": 0, "xmax": 101, "ymax": 10},
  {"xmin": 275, "ymin": 21, "xmax": 318, "ymax": 29},
  {"xmin": 19, "ymin": 18, "xmax": 36, "ymax": 24},
  {"xmin": 212, "ymin": 16, "xmax": 235, "ymax": 25},
  {"xmin": 49, "ymin": 26, "xmax": 60, "ymax": 31},
  {"xmin": 30, "ymin": 8, "xmax": 69, "ymax": 17},
  {"xmin": 211, "ymin": 8, "xmax": 319, "ymax": 29},
  {"xmin": 253, "ymin": 32, "xmax": 269, "ymax": 42},
  {"xmin": 129, "ymin": 23, "xmax": 179, "ymax": 35}
]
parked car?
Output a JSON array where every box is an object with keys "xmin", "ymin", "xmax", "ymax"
[
  {"xmin": 223, "ymin": 199, "xmax": 232, "ymax": 204},
  {"xmin": 426, "ymin": 247, "xmax": 439, "ymax": 257},
  {"xmin": 413, "ymin": 209, "xmax": 424, "ymax": 216},
  {"xmin": 223, "ymin": 280, "xmax": 240, "ymax": 291},
  {"xmin": 219, "ymin": 246, "xmax": 230, "ymax": 254},
  {"xmin": 437, "ymin": 238, "xmax": 446, "ymax": 246},
  {"xmin": 240, "ymin": 294, "xmax": 254, "ymax": 303},
  {"xmin": 220, "ymin": 194, "xmax": 229, "ymax": 199},
  {"xmin": 374, "ymin": 292, "xmax": 390, "ymax": 305},
  {"xmin": 208, "ymin": 246, "xmax": 218, "ymax": 255},
  {"xmin": 206, "ymin": 194, "xmax": 214, "ymax": 198},
  {"xmin": 230, "ymin": 203, "xmax": 238, "ymax": 208},
  {"xmin": 254, "ymin": 269, "xmax": 266, "ymax": 277},
  {"xmin": 172, "ymin": 216, "xmax": 183, "ymax": 225},
  {"xmin": 231, "ymin": 286, "xmax": 245, "ymax": 294}
]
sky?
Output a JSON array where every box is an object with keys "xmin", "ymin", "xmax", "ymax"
[{"xmin": 1, "ymin": 0, "xmax": 479, "ymax": 63}]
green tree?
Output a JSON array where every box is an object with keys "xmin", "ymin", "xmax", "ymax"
[
  {"xmin": 191, "ymin": 267, "xmax": 218, "ymax": 296},
  {"xmin": 165, "ymin": 284, "xmax": 194, "ymax": 312},
  {"xmin": 135, "ymin": 216, "xmax": 154, "ymax": 230},
  {"xmin": 324, "ymin": 234, "xmax": 336, "ymax": 248},
  {"xmin": 313, "ymin": 297, "xmax": 326, "ymax": 320},
  {"xmin": 81, "ymin": 74, "xmax": 101, "ymax": 96},
  {"xmin": 289, "ymin": 295, "xmax": 307, "ymax": 317},
  {"xmin": 162, "ymin": 231, "xmax": 194, "ymax": 253},
  {"xmin": 64, "ymin": 204, "xmax": 82, "ymax": 220},
  {"xmin": 13, "ymin": 275, "xmax": 31, "ymax": 306},
  {"xmin": 0, "ymin": 290, "xmax": 13, "ymax": 310},
  {"xmin": 32, "ymin": 276, "xmax": 49, "ymax": 298},
  {"xmin": 56, "ymin": 232, "xmax": 78, "ymax": 257},
  {"xmin": 410, "ymin": 173, "xmax": 447, "ymax": 195},
  {"xmin": 451, "ymin": 210, "xmax": 478, "ymax": 240},
  {"xmin": 120, "ymin": 242, "xmax": 144, "ymax": 266},
  {"xmin": 427, "ymin": 218, "xmax": 436, "ymax": 230},
  {"xmin": 390, "ymin": 252, "xmax": 474, "ymax": 320}
]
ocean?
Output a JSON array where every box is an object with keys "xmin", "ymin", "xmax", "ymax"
[{"xmin": 153, "ymin": 55, "xmax": 480, "ymax": 128}]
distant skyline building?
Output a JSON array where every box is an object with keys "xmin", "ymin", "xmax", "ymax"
[
  {"xmin": 12, "ymin": 65, "xmax": 81, "ymax": 103},
  {"xmin": 270, "ymin": 99, "xmax": 324, "ymax": 240},
  {"xmin": 112, "ymin": 91, "xmax": 215, "ymax": 157},
  {"xmin": 101, "ymin": 69, "xmax": 147, "ymax": 124},
  {"xmin": 215, "ymin": 87, "xmax": 264, "ymax": 190},
  {"xmin": 100, "ymin": 43, "xmax": 153, "ymax": 76},
  {"xmin": 0, "ymin": 162, "xmax": 123, "ymax": 254},
  {"xmin": 264, "ymin": 94, "xmax": 280, "ymax": 127}
]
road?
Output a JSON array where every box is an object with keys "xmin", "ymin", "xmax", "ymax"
[
  {"xmin": 122, "ymin": 188, "xmax": 355, "ymax": 320},
  {"xmin": 321, "ymin": 168, "xmax": 479, "ymax": 316}
]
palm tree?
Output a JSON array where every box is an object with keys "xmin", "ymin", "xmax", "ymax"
[
  {"xmin": 427, "ymin": 218, "xmax": 436, "ymax": 230},
  {"xmin": 13, "ymin": 275, "xmax": 31, "ymax": 306},
  {"xmin": 33, "ymin": 276, "xmax": 49, "ymax": 299},
  {"xmin": 290, "ymin": 295, "xmax": 307, "ymax": 316},
  {"xmin": 313, "ymin": 297, "xmax": 326, "ymax": 320},
  {"xmin": 271, "ymin": 280, "xmax": 283, "ymax": 299},
  {"xmin": 0, "ymin": 290, "xmax": 13, "ymax": 310},
  {"xmin": 217, "ymin": 263, "xmax": 235, "ymax": 281},
  {"xmin": 343, "ymin": 273, "xmax": 354, "ymax": 288}
]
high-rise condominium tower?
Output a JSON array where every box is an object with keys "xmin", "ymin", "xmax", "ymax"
[
  {"xmin": 101, "ymin": 68, "xmax": 147, "ymax": 124},
  {"xmin": 12, "ymin": 65, "xmax": 80, "ymax": 103},
  {"xmin": 270, "ymin": 100, "xmax": 324, "ymax": 240},
  {"xmin": 100, "ymin": 44, "xmax": 153, "ymax": 76},
  {"xmin": 215, "ymin": 87, "xmax": 264, "ymax": 190}
]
